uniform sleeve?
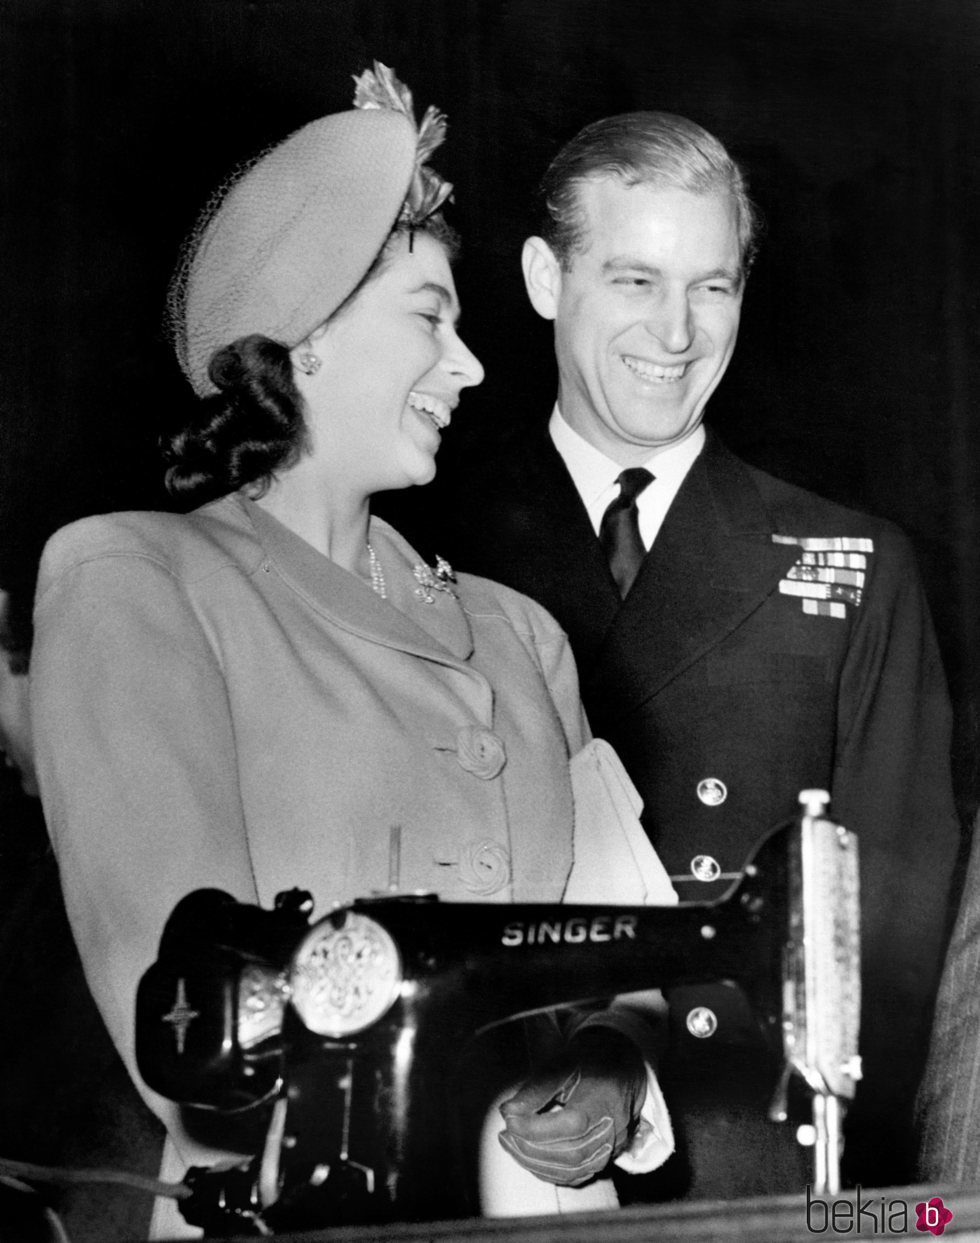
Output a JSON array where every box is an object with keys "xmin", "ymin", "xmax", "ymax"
[
  {"xmin": 30, "ymin": 546, "xmax": 260, "ymax": 1114},
  {"xmin": 831, "ymin": 527, "xmax": 960, "ymax": 1148},
  {"xmin": 569, "ymin": 998, "xmax": 675, "ymax": 1173}
]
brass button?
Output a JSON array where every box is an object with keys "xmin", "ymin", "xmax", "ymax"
[
  {"xmin": 686, "ymin": 1007, "xmax": 718, "ymax": 1039},
  {"xmin": 690, "ymin": 854, "xmax": 721, "ymax": 882},
  {"xmin": 697, "ymin": 777, "xmax": 728, "ymax": 806}
]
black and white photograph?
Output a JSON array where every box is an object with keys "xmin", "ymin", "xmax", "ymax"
[{"xmin": 1, "ymin": 2, "xmax": 978, "ymax": 1239}]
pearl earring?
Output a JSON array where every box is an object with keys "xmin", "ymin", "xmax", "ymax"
[{"xmin": 296, "ymin": 351, "xmax": 321, "ymax": 376}]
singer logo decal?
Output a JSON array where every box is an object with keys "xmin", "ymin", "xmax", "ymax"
[{"xmin": 501, "ymin": 914, "xmax": 637, "ymax": 947}]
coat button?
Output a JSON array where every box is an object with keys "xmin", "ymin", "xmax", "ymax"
[
  {"xmin": 697, "ymin": 777, "xmax": 727, "ymax": 806},
  {"xmin": 686, "ymin": 1007, "xmax": 718, "ymax": 1038},
  {"xmin": 690, "ymin": 854, "xmax": 721, "ymax": 882},
  {"xmin": 454, "ymin": 726, "xmax": 506, "ymax": 779},
  {"xmin": 458, "ymin": 839, "xmax": 511, "ymax": 896}
]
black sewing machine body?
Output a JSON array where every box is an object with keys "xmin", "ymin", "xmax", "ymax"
[{"xmin": 136, "ymin": 800, "xmax": 860, "ymax": 1233}]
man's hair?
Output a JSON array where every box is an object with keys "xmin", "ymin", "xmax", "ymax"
[{"xmin": 537, "ymin": 111, "xmax": 761, "ymax": 275}]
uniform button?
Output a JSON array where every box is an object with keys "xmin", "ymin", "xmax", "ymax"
[
  {"xmin": 686, "ymin": 1007, "xmax": 718, "ymax": 1038},
  {"xmin": 690, "ymin": 854, "xmax": 721, "ymax": 882},
  {"xmin": 697, "ymin": 777, "xmax": 727, "ymax": 806}
]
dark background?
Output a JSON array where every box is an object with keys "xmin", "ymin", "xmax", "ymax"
[{"xmin": 3, "ymin": 0, "xmax": 979, "ymax": 818}]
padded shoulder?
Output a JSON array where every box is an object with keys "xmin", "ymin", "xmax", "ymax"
[
  {"xmin": 36, "ymin": 497, "xmax": 265, "ymax": 593},
  {"xmin": 742, "ymin": 458, "xmax": 907, "ymax": 546}
]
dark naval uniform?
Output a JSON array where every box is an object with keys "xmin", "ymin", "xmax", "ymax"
[{"xmin": 408, "ymin": 422, "xmax": 960, "ymax": 1195}]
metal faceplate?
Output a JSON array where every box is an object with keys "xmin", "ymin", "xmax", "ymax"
[
  {"xmin": 288, "ymin": 910, "xmax": 403, "ymax": 1037},
  {"xmin": 237, "ymin": 963, "xmax": 289, "ymax": 1050},
  {"xmin": 783, "ymin": 813, "xmax": 862, "ymax": 1100}
]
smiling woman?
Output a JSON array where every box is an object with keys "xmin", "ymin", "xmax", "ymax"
[
  {"xmin": 27, "ymin": 62, "xmax": 675, "ymax": 1240},
  {"xmin": 279, "ymin": 231, "xmax": 482, "ymax": 513}
]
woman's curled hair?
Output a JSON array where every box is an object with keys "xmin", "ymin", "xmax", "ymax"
[{"xmin": 162, "ymin": 335, "xmax": 309, "ymax": 503}]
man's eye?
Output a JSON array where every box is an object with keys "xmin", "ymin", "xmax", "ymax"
[
  {"xmin": 613, "ymin": 277, "xmax": 650, "ymax": 288},
  {"xmin": 418, "ymin": 311, "xmax": 442, "ymax": 327}
]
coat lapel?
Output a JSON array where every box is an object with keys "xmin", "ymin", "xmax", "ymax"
[
  {"xmin": 239, "ymin": 498, "xmax": 476, "ymax": 668},
  {"xmin": 586, "ymin": 436, "xmax": 801, "ymax": 717},
  {"xmin": 474, "ymin": 422, "xmax": 622, "ymax": 664}
]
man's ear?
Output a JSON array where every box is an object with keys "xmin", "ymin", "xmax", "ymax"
[{"xmin": 521, "ymin": 236, "xmax": 563, "ymax": 321}]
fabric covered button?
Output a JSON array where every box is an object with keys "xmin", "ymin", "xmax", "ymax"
[
  {"xmin": 697, "ymin": 777, "xmax": 728, "ymax": 806},
  {"xmin": 686, "ymin": 1006, "xmax": 718, "ymax": 1038},
  {"xmin": 458, "ymin": 839, "xmax": 511, "ymax": 896},
  {"xmin": 455, "ymin": 726, "xmax": 506, "ymax": 779},
  {"xmin": 690, "ymin": 854, "xmax": 721, "ymax": 882}
]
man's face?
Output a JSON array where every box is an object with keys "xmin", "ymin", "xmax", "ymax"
[{"xmin": 525, "ymin": 178, "xmax": 744, "ymax": 465}]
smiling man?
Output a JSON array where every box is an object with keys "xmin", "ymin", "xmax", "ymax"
[
  {"xmin": 524, "ymin": 178, "xmax": 742, "ymax": 462},
  {"xmin": 427, "ymin": 111, "xmax": 961, "ymax": 1197}
]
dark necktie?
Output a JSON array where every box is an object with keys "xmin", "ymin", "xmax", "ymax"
[{"xmin": 599, "ymin": 467, "xmax": 654, "ymax": 598}]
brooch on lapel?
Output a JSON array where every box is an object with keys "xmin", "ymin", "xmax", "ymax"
[
  {"xmin": 413, "ymin": 555, "xmax": 457, "ymax": 604},
  {"xmin": 772, "ymin": 534, "xmax": 874, "ymax": 619}
]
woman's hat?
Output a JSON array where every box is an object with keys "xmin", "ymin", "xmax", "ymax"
[{"xmin": 170, "ymin": 64, "xmax": 450, "ymax": 396}]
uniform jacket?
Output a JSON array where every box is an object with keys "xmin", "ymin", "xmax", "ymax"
[
  {"xmin": 422, "ymin": 420, "xmax": 961, "ymax": 1186},
  {"xmin": 30, "ymin": 493, "xmax": 671, "ymax": 1232}
]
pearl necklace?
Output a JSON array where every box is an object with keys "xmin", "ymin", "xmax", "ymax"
[{"xmin": 366, "ymin": 542, "xmax": 387, "ymax": 599}]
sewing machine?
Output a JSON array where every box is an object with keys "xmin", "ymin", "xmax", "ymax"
[{"xmin": 135, "ymin": 790, "xmax": 861, "ymax": 1235}]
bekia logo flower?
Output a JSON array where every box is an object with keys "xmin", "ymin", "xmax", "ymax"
[{"xmin": 916, "ymin": 1196, "xmax": 953, "ymax": 1236}]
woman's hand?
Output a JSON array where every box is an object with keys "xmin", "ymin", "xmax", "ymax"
[{"xmin": 497, "ymin": 1027, "xmax": 647, "ymax": 1186}]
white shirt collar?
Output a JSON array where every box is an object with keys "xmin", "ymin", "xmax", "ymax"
[{"xmin": 549, "ymin": 407, "xmax": 705, "ymax": 547}]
